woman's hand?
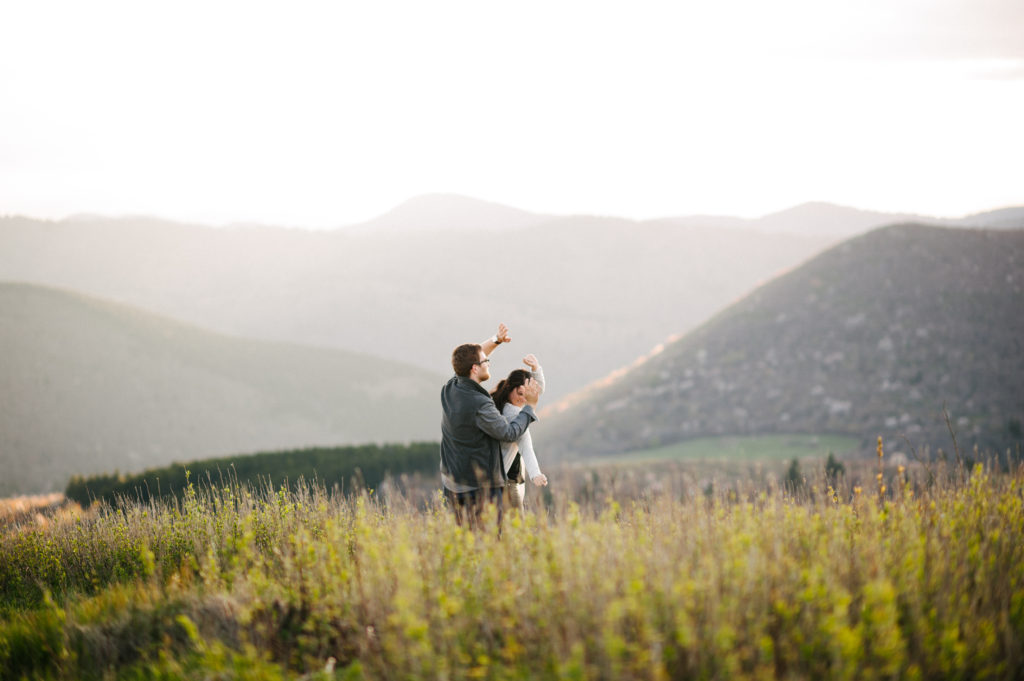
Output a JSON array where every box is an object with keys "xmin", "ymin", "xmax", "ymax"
[
  {"xmin": 522, "ymin": 354, "xmax": 540, "ymax": 371},
  {"xmin": 531, "ymin": 474, "xmax": 548, "ymax": 487},
  {"xmin": 523, "ymin": 378, "xmax": 541, "ymax": 406}
]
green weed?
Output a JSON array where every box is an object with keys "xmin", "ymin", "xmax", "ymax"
[{"xmin": 2, "ymin": 459, "xmax": 1023, "ymax": 679}]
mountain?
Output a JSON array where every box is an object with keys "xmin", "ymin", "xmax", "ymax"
[
  {"xmin": 0, "ymin": 210, "xmax": 838, "ymax": 403},
  {"xmin": 954, "ymin": 206, "xmax": 1024, "ymax": 230},
  {"xmin": 646, "ymin": 202, "xmax": 910, "ymax": 237},
  {"xmin": 342, "ymin": 193, "xmax": 551, "ymax": 233},
  {"xmin": 339, "ymin": 194, "xmax": 1024, "ymax": 237},
  {"xmin": 658, "ymin": 202, "xmax": 1024, "ymax": 237},
  {"xmin": 541, "ymin": 225, "xmax": 1024, "ymax": 459},
  {"xmin": 2, "ymin": 196, "xmax": 1019, "ymax": 404},
  {"xmin": 0, "ymin": 283, "xmax": 445, "ymax": 496},
  {"xmin": 752, "ymin": 202, "xmax": 938, "ymax": 237}
]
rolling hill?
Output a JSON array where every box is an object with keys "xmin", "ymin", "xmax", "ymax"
[
  {"xmin": 0, "ymin": 206, "xmax": 838, "ymax": 403},
  {"xmin": 0, "ymin": 283, "xmax": 444, "ymax": 495},
  {"xmin": 541, "ymin": 225, "xmax": 1024, "ymax": 459},
  {"xmin": 2, "ymin": 196, "xmax": 1020, "ymax": 405}
]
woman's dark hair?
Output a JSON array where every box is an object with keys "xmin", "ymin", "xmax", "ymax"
[{"xmin": 491, "ymin": 369, "xmax": 532, "ymax": 413}]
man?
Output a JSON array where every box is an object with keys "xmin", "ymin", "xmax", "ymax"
[{"xmin": 440, "ymin": 323, "xmax": 541, "ymax": 530}]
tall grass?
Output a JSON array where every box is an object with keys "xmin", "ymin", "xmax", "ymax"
[{"xmin": 2, "ymin": 460, "xmax": 1023, "ymax": 680}]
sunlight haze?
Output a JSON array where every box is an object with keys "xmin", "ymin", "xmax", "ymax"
[{"xmin": 1, "ymin": 0, "xmax": 1022, "ymax": 227}]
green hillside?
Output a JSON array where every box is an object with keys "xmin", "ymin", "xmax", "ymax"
[
  {"xmin": 543, "ymin": 225, "xmax": 1024, "ymax": 459},
  {"xmin": 0, "ymin": 283, "xmax": 444, "ymax": 496}
]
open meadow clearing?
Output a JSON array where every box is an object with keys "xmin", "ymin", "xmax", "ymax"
[
  {"xmin": 613, "ymin": 434, "xmax": 860, "ymax": 464},
  {"xmin": 2, "ymin": 456, "xmax": 1023, "ymax": 680}
]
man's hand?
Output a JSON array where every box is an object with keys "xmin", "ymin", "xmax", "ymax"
[
  {"xmin": 523, "ymin": 377, "xmax": 541, "ymax": 406},
  {"xmin": 482, "ymin": 323, "xmax": 512, "ymax": 356},
  {"xmin": 522, "ymin": 354, "xmax": 539, "ymax": 371},
  {"xmin": 531, "ymin": 473, "xmax": 548, "ymax": 487},
  {"xmin": 496, "ymin": 323, "xmax": 512, "ymax": 344}
]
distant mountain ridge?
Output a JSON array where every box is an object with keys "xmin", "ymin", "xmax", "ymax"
[
  {"xmin": 0, "ymin": 282, "xmax": 444, "ymax": 495},
  {"xmin": 657, "ymin": 201, "xmax": 1024, "ymax": 237},
  {"xmin": 343, "ymin": 193, "xmax": 550, "ymax": 233},
  {"xmin": 1, "ymin": 195, "xmax": 1021, "ymax": 404},
  {"xmin": 12, "ymin": 195, "xmax": 1023, "ymax": 236},
  {"xmin": 0, "ymin": 211, "xmax": 838, "ymax": 404},
  {"xmin": 648, "ymin": 202, "xmax": 933, "ymax": 238},
  {"xmin": 958, "ymin": 206, "xmax": 1024, "ymax": 229},
  {"xmin": 339, "ymin": 195, "xmax": 1024, "ymax": 236},
  {"xmin": 542, "ymin": 224, "xmax": 1024, "ymax": 459}
]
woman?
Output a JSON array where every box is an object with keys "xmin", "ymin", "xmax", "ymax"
[{"xmin": 490, "ymin": 354, "xmax": 549, "ymax": 514}]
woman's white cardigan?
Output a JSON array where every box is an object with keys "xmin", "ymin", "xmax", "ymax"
[{"xmin": 500, "ymin": 366, "xmax": 545, "ymax": 481}]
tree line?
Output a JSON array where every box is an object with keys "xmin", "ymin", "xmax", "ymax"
[{"xmin": 64, "ymin": 442, "xmax": 440, "ymax": 506}]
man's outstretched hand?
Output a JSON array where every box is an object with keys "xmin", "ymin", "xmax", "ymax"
[
  {"xmin": 496, "ymin": 323, "xmax": 512, "ymax": 344},
  {"xmin": 524, "ymin": 377, "xmax": 541, "ymax": 407},
  {"xmin": 483, "ymin": 323, "xmax": 512, "ymax": 356}
]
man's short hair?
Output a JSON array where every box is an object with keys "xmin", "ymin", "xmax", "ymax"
[{"xmin": 452, "ymin": 343, "xmax": 482, "ymax": 377}]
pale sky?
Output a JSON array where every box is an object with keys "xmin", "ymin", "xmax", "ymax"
[{"xmin": 2, "ymin": 0, "xmax": 1022, "ymax": 228}]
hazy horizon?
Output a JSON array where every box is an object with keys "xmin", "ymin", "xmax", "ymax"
[{"xmin": 3, "ymin": 193, "xmax": 1023, "ymax": 232}]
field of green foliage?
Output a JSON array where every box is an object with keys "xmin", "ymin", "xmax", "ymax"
[{"xmin": 2, "ymin": 454, "xmax": 1023, "ymax": 680}]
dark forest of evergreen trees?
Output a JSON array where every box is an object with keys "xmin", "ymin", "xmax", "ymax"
[{"xmin": 65, "ymin": 442, "xmax": 439, "ymax": 506}]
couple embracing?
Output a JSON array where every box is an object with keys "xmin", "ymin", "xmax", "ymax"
[{"xmin": 440, "ymin": 323, "xmax": 548, "ymax": 531}]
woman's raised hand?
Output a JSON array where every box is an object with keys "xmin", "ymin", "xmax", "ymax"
[
  {"xmin": 522, "ymin": 354, "xmax": 539, "ymax": 371},
  {"xmin": 523, "ymin": 377, "xmax": 541, "ymax": 406}
]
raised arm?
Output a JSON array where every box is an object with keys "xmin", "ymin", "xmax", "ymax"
[
  {"xmin": 481, "ymin": 323, "xmax": 512, "ymax": 357},
  {"xmin": 523, "ymin": 354, "xmax": 545, "ymax": 395}
]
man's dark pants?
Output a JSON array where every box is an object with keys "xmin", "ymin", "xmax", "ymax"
[{"xmin": 444, "ymin": 486, "xmax": 504, "ymax": 534}]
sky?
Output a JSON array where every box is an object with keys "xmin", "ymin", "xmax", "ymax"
[{"xmin": 1, "ymin": 0, "xmax": 1023, "ymax": 229}]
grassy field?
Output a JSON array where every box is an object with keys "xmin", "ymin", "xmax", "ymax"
[
  {"xmin": 1, "ymin": 455, "xmax": 1022, "ymax": 680},
  {"xmin": 612, "ymin": 433, "xmax": 861, "ymax": 463}
]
